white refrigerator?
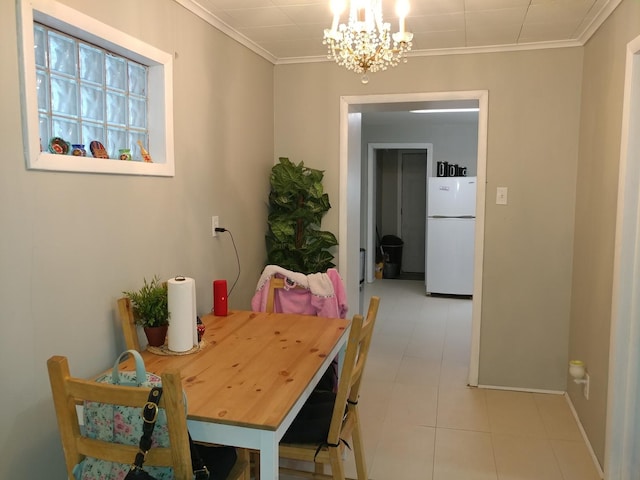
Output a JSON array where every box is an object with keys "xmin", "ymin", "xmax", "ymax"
[{"xmin": 426, "ymin": 176, "xmax": 477, "ymax": 296}]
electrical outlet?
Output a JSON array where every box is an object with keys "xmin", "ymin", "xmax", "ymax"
[
  {"xmin": 584, "ymin": 372, "xmax": 590, "ymax": 400},
  {"xmin": 496, "ymin": 187, "xmax": 508, "ymax": 205},
  {"xmin": 211, "ymin": 216, "xmax": 219, "ymax": 237}
]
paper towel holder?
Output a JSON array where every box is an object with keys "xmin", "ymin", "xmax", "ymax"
[{"xmin": 174, "ymin": 275, "xmax": 186, "ymax": 282}]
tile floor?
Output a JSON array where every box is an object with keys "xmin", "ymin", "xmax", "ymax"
[{"xmin": 280, "ymin": 279, "xmax": 602, "ymax": 480}]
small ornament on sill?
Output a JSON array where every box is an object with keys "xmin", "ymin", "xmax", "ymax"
[
  {"xmin": 137, "ymin": 140, "xmax": 153, "ymax": 163},
  {"xmin": 89, "ymin": 140, "xmax": 109, "ymax": 159},
  {"xmin": 71, "ymin": 144, "xmax": 86, "ymax": 156},
  {"xmin": 49, "ymin": 137, "xmax": 70, "ymax": 155},
  {"xmin": 119, "ymin": 148, "xmax": 132, "ymax": 161}
]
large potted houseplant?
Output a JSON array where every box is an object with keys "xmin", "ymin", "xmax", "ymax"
[
  {"xmin": 266, "ymin": 157, "xmax": 338, "ymax": 274},
  {"xmin": 123, "ymin": 275, "xmax": 169, "ymax": 347}
]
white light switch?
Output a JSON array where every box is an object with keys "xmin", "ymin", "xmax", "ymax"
[{"xmin": 496, "ymin": 187, "xmax": 508, "ymax": 205}]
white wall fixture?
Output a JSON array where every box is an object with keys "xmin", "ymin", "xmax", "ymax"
[
  {"xmin": 569, "ymin": 359, "xmax": 586, "ymax": 382},
  {"xmin": 569, "ymin": 360, "xmax": 590, "ymax": 400}
]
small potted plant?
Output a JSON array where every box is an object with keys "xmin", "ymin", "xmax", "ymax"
[{"xmin": 123, "ymin": 275, "xmax": 169, "ymax": 347}]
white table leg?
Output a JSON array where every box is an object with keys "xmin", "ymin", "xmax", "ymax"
[{"xmin": 259, "ymin": 432, "xmax": 279, "ymax": 480}]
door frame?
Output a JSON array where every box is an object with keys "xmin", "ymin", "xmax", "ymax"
[
  {"xmin": 605, "ymin": 32, "xmax": 640, "ymax": 478},
  {"xmin": 340, "ymin": 90, "xmax": 488, "ymax": 386},
  {"xmin": 366, "ymin": 143, "xmax": 433, "ymax": 283}
]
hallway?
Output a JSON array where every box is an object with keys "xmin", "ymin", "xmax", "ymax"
[{"xmin": 283, "ymin": 279, "xmax": 602, "ymax": 479}]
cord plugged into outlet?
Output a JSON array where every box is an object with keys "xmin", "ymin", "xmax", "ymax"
[{"xmin": 210, "ymin": 226, "xmax": 241, "ymax": 299}]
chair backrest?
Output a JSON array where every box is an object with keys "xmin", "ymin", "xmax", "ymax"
[
  {"xmin": 265, "ymin": 277, "xmax": 285, "ymax": 313},
  {"xmin": 118, "ymin": 296, "xmax": 141, "ymax": 351},
  {"xmin": 47, "ymin": 355, "xmax": 193, "ymax": 480},
  {"xmin": 265, "ymin": 276, "xmax": 308, "ymax": 313},
  {"xmin": 327, "ymin": 295, "xmax": 380, "ymax": 445}
]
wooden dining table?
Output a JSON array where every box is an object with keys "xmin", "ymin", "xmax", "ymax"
[{"xmin": 120, "ymin": 309, "xmax": 351, "ymax": 480}]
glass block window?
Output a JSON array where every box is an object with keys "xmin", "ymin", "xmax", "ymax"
[
  {"xmin": 34, "ymin": 23, "xmax": 148, "ymax": 161},
  {"xmin": 17, "ymin": 0, "xmax": 174, "ymax": 176}
]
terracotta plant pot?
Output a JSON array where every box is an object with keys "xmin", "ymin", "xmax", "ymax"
[{"xmin": 144, "ymin": 325, "xmax": 168, "ymax": 347}]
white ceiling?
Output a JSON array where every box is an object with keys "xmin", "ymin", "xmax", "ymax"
[{"xmin": 178, "ymin": 0, "xmax": 620, "ymax": 63}]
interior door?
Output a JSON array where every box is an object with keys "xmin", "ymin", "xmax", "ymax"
[{"xmin": 400, "ymin": 150, "xmax": 427, "ymax": 273}]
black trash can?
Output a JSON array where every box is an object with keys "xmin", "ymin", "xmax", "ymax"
[{"xmin": 381, "ymin": 235, "xmax": 403, "ymax": 279}]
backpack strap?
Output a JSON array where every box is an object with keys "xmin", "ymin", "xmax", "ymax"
[
  {"xmin": 127, "ymin": 387, "xmax": 211, "ymax": 479},
  {"xmin": 189, "ymin": 432, "xmax": 210, "ymax": 480},
  {"xmin": 128, "ymin": 386, "xmax": 163, "ymax": 473}
]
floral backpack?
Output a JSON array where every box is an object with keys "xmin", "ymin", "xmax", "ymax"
[{"xmin": 73, "ymin": 350, "xmax": 173, "ymax": 480}]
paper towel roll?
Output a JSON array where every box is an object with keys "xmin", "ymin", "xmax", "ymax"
[{"xmin": 167, "ymin": 276, "xmax": 197, "ymax": 352}]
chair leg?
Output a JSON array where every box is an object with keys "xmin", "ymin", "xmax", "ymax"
[
  {"xmin": 238, "ymin": 449, "xmax": 251, "ymax": 480},
  {"xmin": 351, "ymin": 412, "xmax": 368, "ymax": 480},
  {"xmin": 328, "ymin": 446, "xmax": 346, "ymax": 480},
  {"xmin": 251, "ymin": 451, "xmax": 260, "ymax": 480}
]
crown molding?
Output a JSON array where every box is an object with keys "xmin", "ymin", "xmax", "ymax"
[
  {"xmin": 172, "ymin": 0, "xmax": 277, "ymax": 64},
  {"xmin": 175, "ymin": 0, "xmax": 621, "ymax": 66},
  {"xmin": 578, "ymin": 0, "xmax": 623, "ymax": 45}
]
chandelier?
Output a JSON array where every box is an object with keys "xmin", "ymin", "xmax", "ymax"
[{"xmin": 323, "ymin": 0, "xmax": 413, "ymax": 84}]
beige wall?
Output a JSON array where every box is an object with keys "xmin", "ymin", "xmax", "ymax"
[
  {"xmin": 3, "ymin": 0, "xmax": 636, "ymax": 475},
  {"xmin": 0, "ymin": 1, "xmax": 274, "ymax": 477},
  {"xmin": 569, "ymin": 0, "xmax": 640, "ymax": 466},
  {"xmin": 275, "ymin": 48, "xmax": 583, "ymax": 392}
]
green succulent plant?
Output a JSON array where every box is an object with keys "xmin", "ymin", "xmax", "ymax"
[
  {"xmin": 122, "ymin": 275, "xmax": 169, "ymax": 328},
  {"xmin": 265, "ymin": 157, "xmax": 338, "ymax": 274}
]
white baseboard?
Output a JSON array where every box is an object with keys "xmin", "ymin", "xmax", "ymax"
[
  {"xmin": 564, "ymin": 392, "xmax": 605, "ymax": 479},
  {"xmin": 477, "ymin": 383, "xmax": 565, "ymax": 395}
]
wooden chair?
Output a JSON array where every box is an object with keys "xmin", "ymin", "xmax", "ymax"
[
  {"xmin": 118, "ymin": 296, "xmax": 141, "ymax": 351},
  {"xmin": 279, "ymin": 295, "xmax": 381, "ymax": 480},
  {"xmin": 47, "ymin": 355, "xmax": 249, "ymax": 480}
]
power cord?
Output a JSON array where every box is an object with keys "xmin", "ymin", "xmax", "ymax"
[{"xmin": 215, "ymin": 227, "xmax": 240, "ymax": 297}]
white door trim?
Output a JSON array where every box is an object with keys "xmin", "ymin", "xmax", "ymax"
[
  {"xmin": 605, "ymin": 32, "xmax": 640, "ymax": 479},
  {"xmin": 366, "ymin": 143, "xmax": 433, "ymax": 283},
  {"xmin": 339, "ymin": 90, "xmax": 488, "ymax": 387}
]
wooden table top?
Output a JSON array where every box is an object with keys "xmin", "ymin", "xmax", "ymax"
[{"xmin": 123, "ymin": 310, "xmax": 350, "ymax": 431}]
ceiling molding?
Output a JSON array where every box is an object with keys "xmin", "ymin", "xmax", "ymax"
[
  {"xmin": 173, "ymin": 0, "xmax": 277, "ymax": 64},
  {"xmin": 175, "ymin": 0, "xmax": 621, "ymax": 66},
  {"xmin": 578, "ymin": 0, "xmax": 623, "ymax": 45}
]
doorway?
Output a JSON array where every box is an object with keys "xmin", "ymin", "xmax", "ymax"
[
  {"xmin": 366, "ymin": 144, "xmax": 433, "ymax": 283},
  {"xmin": 400, "ymin": 150, "xmax": 427, "ymax": 277},
  {"xmin": 339, "ymin": 91, "xmax": 488, "ymax": 386}
]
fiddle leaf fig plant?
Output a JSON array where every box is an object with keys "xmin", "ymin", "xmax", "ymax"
[
  {"xmin": 266, "ymin": 157, "xmax": 338, "ymax": 274},
  {"xmin": 122, "ymin": 275, "xmax": 169, "ymax": 328}
]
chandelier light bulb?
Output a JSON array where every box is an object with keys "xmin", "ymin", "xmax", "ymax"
[
  {"xmin": 396, "ymin": 0, "xmax": 410, "ymax": 17},
  {"xmin": 396, "ymin": 0, "xmax": 409, "ymax": 34},
  {"xmin": 331, "ymin": 0, "xmax": 346, "ymax": 14}
]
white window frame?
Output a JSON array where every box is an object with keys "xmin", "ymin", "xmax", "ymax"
[{"xmin": 16, "ymin": 0, "xmax": 175, "ymax": 177}]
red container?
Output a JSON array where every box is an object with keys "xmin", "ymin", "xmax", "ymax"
[{"xmin": 213, "ymin": 280, "xmax": 228, "ymax": 316}]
